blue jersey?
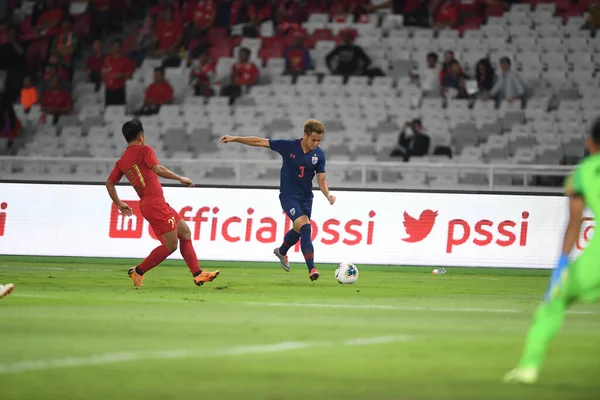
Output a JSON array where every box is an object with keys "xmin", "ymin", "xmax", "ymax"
[{"xmin": 269, "ymin": 138, "xmax": 326, "ymax": 199}]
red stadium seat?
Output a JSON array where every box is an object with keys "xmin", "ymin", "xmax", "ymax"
[
  {"xmin": 311, "ymin": 28, "xmax": 334, "ymax": 42},
  {"xmin": 209, "ymin": 45, "xmax": 232, "ymax": 61},
  {"xmin": 261, "ymin": 37, "xmax": 284, "ymax": 50},
  {"xmin": 259, "ymin": 47, "xmax": 283, "ymax": 64}
]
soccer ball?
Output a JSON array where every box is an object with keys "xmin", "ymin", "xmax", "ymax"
[{"xmin": 335, "ymin": 262, "xmax": 359, "ymax": 284}]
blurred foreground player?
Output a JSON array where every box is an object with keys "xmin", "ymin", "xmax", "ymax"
[
  {"xmin": 0, "ymin": 283, "xmax": 14, "ymax": 299},
  {"xmin": 505, "ymin": 117, "xmax": 600, "ymax": 384},
  {"xmin": 219, "ymin": 119, "xmax": 336, "ymax": 281},
  {"xmin": 106, "ymin": 119, "xmax": 219, "ymax": 287}
]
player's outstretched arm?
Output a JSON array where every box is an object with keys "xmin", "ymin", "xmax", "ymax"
[
  {"xmin": 105, "ymin": 181, "xmax": 133, "ymax": 216},
  {"xmin": 151, "ymin": 164, "xmax": 194, "ymax": 187},
  {"xmin": 317, "ymin": 173, "xmax": 336, "ymax": 205},
  {"xmin": 219, "ymin": 135, "xmax": 269, "ymax": 148}
]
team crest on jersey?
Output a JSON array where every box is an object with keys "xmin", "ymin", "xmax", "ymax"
[
  {"xmin": 311, "ymin": 155, "xmax": 318, "ymax": 165},
  {"xmin": 290, "ymin": 208, "xmax": 296, "ymax": 216}
]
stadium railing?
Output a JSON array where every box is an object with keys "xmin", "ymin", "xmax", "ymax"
[{"xmin": 0, "ymin": 156, "xmax": 573, "ymax": 192}]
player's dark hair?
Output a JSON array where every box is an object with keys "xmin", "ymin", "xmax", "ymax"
[
  {"xmin": 122, "ymin": 119, "xmax": 144, "ymax": 143},
  {"xmin": 426, "ymin": 52, "xmax": 438, "ymax": 62},
  {"xmin": 239, "ymin": 47, "xmax": 251, "ymax": 57},
  {"xmin": 500, "ymin": 56, "xmax": 511, "ymax": 66},
  {"xmin": 591, "ymin": 117, "xmax": 600, "ymax": 146},
  {"xmin": 154, "ymin": 66, "xmax": 165, "ymax": 75}
]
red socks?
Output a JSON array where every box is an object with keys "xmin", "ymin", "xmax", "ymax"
[
  {"xmin": 180, "ymin": 239, "xmax": 201, "ymax": 275},
  {"xmin": 138, "ymin": 245, "xmax": 174, "ymax": 274}
]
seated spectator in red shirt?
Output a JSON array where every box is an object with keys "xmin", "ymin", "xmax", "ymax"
[
  {"xmin": 52, "ymin": 17, "xmax": 78, "ymax": 78},
  {"xmin": 277, "ymin": 0, "xmax": 303, "ymax": 24},
  {"xmin": 34, "ymin": 0, "xmax": 64, "ymax": 33},
  {"xmin": 246, "ymin": 0, "xmax": 272, "ymax": 36},
  {"xmin": 284, "ymin": 33, "xmax": 312, "ymax": 76},
  {"xmin": 0, "ymin": 100, "xmax": 22, "ymax": 149},
  {"xmin": 429, "ymin": 0, "xmax": 458, "ymax": 28},
  {"xmin": 86, "ymin": 38, "xmax": 104, "ymax": 92},
  {"xmin": 102, "ymin": 38, "xmax": 134, "ymax": 106},
  {"xmin": 220, "ymin": 47, "xmax": 259, "ymax": 105},
  {"xmin": 44, "ymin": 53, "xmax": 70, "ymax": 89},
  {"xmin": 41, "ymin": 75, "xmax": 73, "ymax": 125},
  {"xmin": 181, "ymin": 0, "xmax": 216, "ymax": 49},
  {"xmin": 138, "ymin": 67, "xmax": 174, "ymax": 115},
  {"xmin": 153, "ymin": 6, "xmax": 183, "ymax": 62},
  {"xmin": 190, "ymin": 51, "xmax": 216, "ymax": 97},
  {"xmin": 151, "ymin": 0, "xmax": 181, "ymax": 22},
  {"xmin": 439, "ymin": 50, "xmax": 460, "ymax": 86},
  {"xmin": 330, "ymin": 0, "xmax": 368, "ymax": 23}
]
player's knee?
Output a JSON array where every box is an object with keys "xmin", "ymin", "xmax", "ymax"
[
  {"xmin": 164, "ymin": 241, "xmax": 178, "ymax": 253},
  {"xmin": 177, "ymin": 221, "xmax": 191, "ymax": 240}
]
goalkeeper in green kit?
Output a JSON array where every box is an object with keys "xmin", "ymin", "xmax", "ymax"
[{"xmin": 505, "ymin": 117, "xmax": 600, "ymax": 384}]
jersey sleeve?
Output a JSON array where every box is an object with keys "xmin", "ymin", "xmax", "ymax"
[
  {"xmin": 316, "ymin": 150, "xmax": 326, "ymax": 173},
  {"xmin": 269, "ymin": 139, "xmax": 288, "ymax": 154},
  {"xmin": 107, "ymin": 162, "xmax": 124, "ymax": 183},
  {"xmin": 564, "ymin": 167, "xmax": 584, "ymax": 197},
  {"xmin": 143, "ymin": 146, "xmax": 160, "ymax": 169}
]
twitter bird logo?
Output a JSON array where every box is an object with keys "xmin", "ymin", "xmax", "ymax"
[{"xmin": 402, "ymin": 210, "xmax": 438, "ymax": 243}]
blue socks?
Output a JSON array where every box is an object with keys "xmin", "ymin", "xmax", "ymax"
[
  {"xmin": 279, "ymin": 229, "xmax": 300, "ymax": 256},
  {"xmin": 300, "ymin": 224, "xmax": 315, "ymax": 272}
]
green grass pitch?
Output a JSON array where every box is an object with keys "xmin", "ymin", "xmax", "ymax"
[{"xmin": 1, "ymin": 255, "xmax": 599, "ymax": 400}]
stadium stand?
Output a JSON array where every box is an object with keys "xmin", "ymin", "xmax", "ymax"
[{"xmin": 0, "ymin": 0, "xmax": 598, "ymax": 191}]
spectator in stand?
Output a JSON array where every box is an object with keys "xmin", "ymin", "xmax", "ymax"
[
  {"xmin": 442, "ymin": 60, "xmax": 468, "ymax": 99},
  {"xmin": 182, "ymin": 0, "xmax": 216, "ymax": 47},
  {"xmin": 475, "ymin": 58, "xmax": 496, "ymax": 99},
  {"xmin": 150, "ymin": 0, "xmax": 181, "ymax": 21},
  {"xmin": 102, "ymin": 38, "xmax": 134, "ymax": 106},
  {"xmin": 41, "ymin": 75, "xmax": 72, "ymax": 125},
  {"xmin": 428, "ymin": 0, "xmax": 458, "ymax": 29},
  {"xmin": 52, "ymin": 16, "xmax": 78, "ymax": 80},
  {"xmin": 0, "ymin": 99, "xmax": 22, "ymax": 149},
  {"xmin": 153, "ymin": 5, "xmax": 183, "ymax": 66},
  {"xmin": 390, "ymin": 119, "xmax": 430, "ymax": 161},
  {"xmin": 325, "ymin": 31, "xmax": 371, "ymax": 83},
  {"xmin": 91, "ymin": 0, "xmax": 111, "ymax": 38},
  {"xmin": 411, "ymin": 52, "xmax": 440, "ymax": 97},
  {"xmin": 190, "ymin": 51, "xmax": 216, "ymax": 97},
  {"xmin": 20, "ymin": 76, "xmax": 38, "ymax": 113},
  {"xmin": 246, "ymin": 0, "xmax": 273, "ymax": 36},
  {"xmin": 276, "ymin": 0, "xmax": 304, "ymax": 27},
  {"xmin": 221, "ymin": 47, "xmax": 259, "ymax": 104},
  {"xmin": 284, "ymin": 32, "xmax": 312, "ymax": 77},
  {"xmin": 330, "ymin": 0, "xmax": 369, "ymax": 23},
  {"xmin": 33, "ymin": 0, "xmax": 64, "ymax": 33},
  {"xmin": 86, "ymin": 38, "xmax": 104, "ymax": 92},
  {"xmin": 582, "ymin": 3, "xmax": 600, "ymax": 32},
  {"xmin": 0, "ymin": 25, "xmax": 25, "ymax": 104},
  {"xmin": 43, "ymin": 52, "xmax": 70, "ymax": 90},
  {"xmin": 127, "ymin": 15, "xmax": 155, "ymax": 67},
  {"xmin": 487, "ymin": 56, "xmax": 524, "ymax": 104},
  {"xmin": 439, "ymin": 50, "xmax": 458, "ymax": 86},
  {"xmin": 138, "ymin": 67, "xmax": 173, "ymax": 115}
]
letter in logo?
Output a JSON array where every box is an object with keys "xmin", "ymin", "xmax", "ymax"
[
  {"xmin": 109, "ymin": 201, "xmax": 143, "ymax": 238},
  {"xmin": 576, "ymin": 217, "xmax": 595, "ymax": 251},
  {"xmin": 402, "ymin": 210, "xmax": 438, "ymax": 243}
]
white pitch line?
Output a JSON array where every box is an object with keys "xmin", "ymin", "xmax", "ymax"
[
  {"xmin": 9, "ymin": 295, "xmax": 598, "ymax": 315},
  {"xmin": 0, "ymin": 335, "xmax": 413, "ymax": 374},
  {"xmin": 0, "ymin": 265, "xmax": 113, "ymax": 272},
  {"xmin": 248, "ymin": 302, "xmax": 598, "ymax": 315}
]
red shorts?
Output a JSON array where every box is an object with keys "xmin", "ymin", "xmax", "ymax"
[{"xmin": 141, "ymin": 201, "xmax": 182, "ymax": 237}]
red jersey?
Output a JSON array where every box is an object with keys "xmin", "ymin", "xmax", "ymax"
[
  {"xmin": 231, "ymin": 62, "xmax": 259, "ymax": 86},
  {"xmin": 193, "ymin": 0, "xmax": 217, "ymax": 29},
  {"xmin": 37, "ymin": 8, "xmax": 64, "ymax": 29},
  {"xmin": 108, "ymin": 145, "xmax": 165, "ymax": 203},
  {"xmin": 145, "ymin": 81, "xmax": 174, "ymax": 105},
  {"xmin": 86, "ymin": 52, "xmax": 104, "ymax": 72},
  {"xmin": 248, "ymin": 3, "xmax": 272, "ymax": 23},
  {"xmin": 155, "ymin": 20, "xmax": 182, "ymax": 50},
  {"xmin": 41, "ymin": 89, "xmax": 72, "ymax": 111},
  {"xmin": 191, "ymin": 59, "xmax": 216, "ymax": 85},
  {"xmin": 102, "ymin": 55, "xmax": 133, "ymax": 90}
]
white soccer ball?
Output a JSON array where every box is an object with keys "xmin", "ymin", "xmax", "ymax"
[{"xmin": 335, "ymin": 262, "xmax": 359, "ymax": 284}]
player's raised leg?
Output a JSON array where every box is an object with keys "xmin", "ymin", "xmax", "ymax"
[
  {"xmin": 176, "ymin": 219, "xmax": 219, "ymax": 286},
  {"xmin": 295, "ymin": 215, "xmax": 319, "ymax": 281},
  {"xmin": 0, "ymin": 283, "xmax": 15, "ymax": 299},
  {"xmin": 129, "ymin": 229, "xmax": 178, "ymax": 287}
]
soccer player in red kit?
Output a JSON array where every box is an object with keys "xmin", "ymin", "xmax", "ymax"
[{"xmin": 106, "ymin": 119, "xmax": 220, "ymax": 287}]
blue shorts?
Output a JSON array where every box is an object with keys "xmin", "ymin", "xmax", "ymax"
[{"xmin": 279, "ymin": 194, "xmax": 313, "ymax": 222}]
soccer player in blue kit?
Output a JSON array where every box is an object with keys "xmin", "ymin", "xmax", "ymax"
[{"xmin": 219, "ymin": 119, "xmax": 336, "ymax": 281}]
